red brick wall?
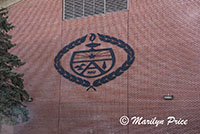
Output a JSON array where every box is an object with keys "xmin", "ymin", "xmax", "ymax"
[
  {"xmin": 6, "ymin": 0, "xmax": 200, "ymax": 134},
  {"xmin": 128, "ymin": 0, "xmax": 200, "ymax": 133}
]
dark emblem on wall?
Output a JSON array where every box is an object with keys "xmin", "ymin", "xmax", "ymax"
[{"xmin": 54, "ymin": 33, "xmax": 135, "ymax": 91}]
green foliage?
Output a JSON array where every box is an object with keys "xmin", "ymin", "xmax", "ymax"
[{"xmin": 0, "ymin": 8, "xmax": 30, "ymax": 125}]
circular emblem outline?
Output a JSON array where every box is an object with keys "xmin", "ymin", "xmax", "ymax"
[{"xmin": 54, "ymin": 33, "xmax": 135, "ymax": 91}]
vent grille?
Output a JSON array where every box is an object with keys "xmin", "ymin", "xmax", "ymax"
[
  {"xmin": 94, "ymin": 0, "xmax": 104, "ymax": 15},
  {"xmin": 63, "ymin": 0, "xmax": 128, "ymax": 20}
]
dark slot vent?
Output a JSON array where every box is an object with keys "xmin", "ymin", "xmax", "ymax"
[
  {"xmin": 64, "ymin": 0, "xmax": 74, "ymax": 19},
  {"xmin": 116, "ymin": 0, "xmax": 127, "ymax": 11},
  {"xmin": 95, "ymin": 0, "xmax": 104, "ymax": 14},
  {"xmin": 84, "ymin": 0, "xmax": 94, "ymax": 16},
  {"xmin": 63, "ymin": 0, "xmax": 128, "ymax": 20},
  {"xmin": 74, "ymin": 0, "xmax": 83, "ymax": 17},
  {"xmin": 106, "ymin": 0, "xmax": 116, "ymax": 12}
]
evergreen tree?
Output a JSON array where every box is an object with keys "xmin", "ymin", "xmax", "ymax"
[{"xmin": 0, "ymin": 8, "xmax": 31, "ymax": 125}]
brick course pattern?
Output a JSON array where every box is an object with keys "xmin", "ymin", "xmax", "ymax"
[{"xmin": 3, "ymin": 0, "xmax": 200, "ymax": 134}]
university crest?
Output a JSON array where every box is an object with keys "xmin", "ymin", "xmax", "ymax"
[{"xmin": 54, "ymin": 33, "xmax": 135, "ymax": 91}]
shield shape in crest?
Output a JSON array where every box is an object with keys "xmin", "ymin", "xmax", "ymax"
[{"xmin": 70, "ymin": 46, "xmax": 115, "ymax": 78}]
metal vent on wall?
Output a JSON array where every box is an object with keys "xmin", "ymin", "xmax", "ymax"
[{"xmin": 63, "ymin": 0, "xmax": 128, "ymax": 20}]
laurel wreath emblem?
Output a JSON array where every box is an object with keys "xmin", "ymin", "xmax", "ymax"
[{"xmin": 54, "ymin": 33, "xmax": 135, "ymax": 91}]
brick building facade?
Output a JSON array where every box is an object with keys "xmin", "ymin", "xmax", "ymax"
[{"xmin": 1, "ymin": 0, "xmax": 200, "ymax": 134}]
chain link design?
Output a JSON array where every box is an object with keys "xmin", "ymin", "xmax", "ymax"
[
  {"xmin": 92, "ymin": 33, "xmax": 135, "ymax": 87},
  {"xmin": 54, "ymin": 35, "xmax": 91, "ymax": 87},
  {"xmin": 54, "ymin": 33, "xmax": 135, "ymax": 91}
]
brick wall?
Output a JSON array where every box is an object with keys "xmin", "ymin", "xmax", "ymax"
[{"xmin": 2, "ymin": 0, "xmax": 200, "ymax": 134}]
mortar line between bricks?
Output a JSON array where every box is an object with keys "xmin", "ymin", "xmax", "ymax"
[
  {"xmin": 127, "ymin": 4, "xmax": 130, "ymax": 134},
  {"xmin": 58, "ymin": 4, "xmax": 63, "ymax": 134}
]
